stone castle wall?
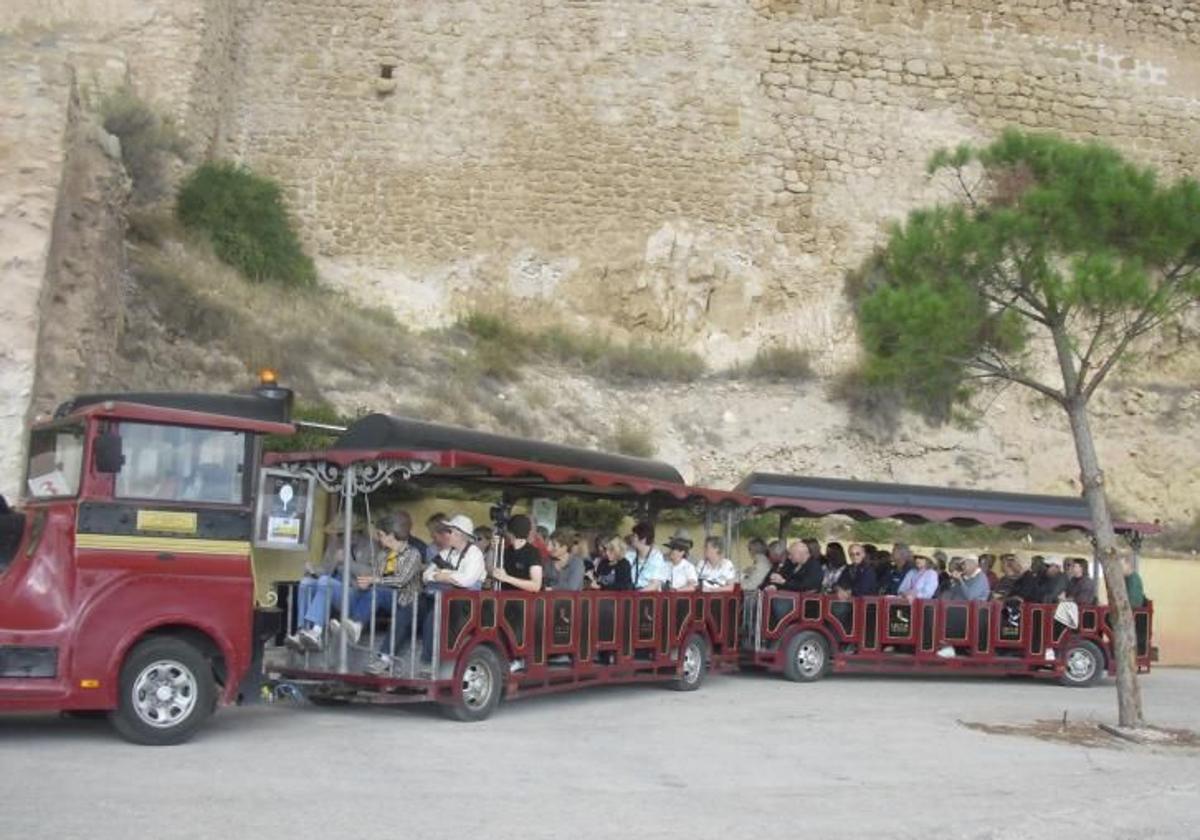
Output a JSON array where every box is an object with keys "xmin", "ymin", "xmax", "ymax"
[{"xmin": 226, "ymin": 0, "xmax": 1200, "ymax": 362}]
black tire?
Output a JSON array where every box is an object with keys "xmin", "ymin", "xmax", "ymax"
[
  {"xmin": 1059, "ymin": 639, "xmax": 1104, "ymax": 687},
  {"xmin": 443, "ymin": 645, "xmax": 504, "ymax": 722},
  {"xmin": 671, "ymin": 633, "xmax": 710, "ymax": 692},
  {"xmin": 782, "ymin": 630, "xmax": 831, "ymax": 683},
  {"xmin": 305, "ymin": 691, "xmax": 356, "ymax": 707},
  {"xmin": 109, "ymin": 637, "xmax": 216, "ymax": 746}
]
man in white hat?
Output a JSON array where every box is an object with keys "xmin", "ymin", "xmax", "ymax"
[{"xmin": 422, "ymin": 514, "xmax": 486, "ymax": 590}]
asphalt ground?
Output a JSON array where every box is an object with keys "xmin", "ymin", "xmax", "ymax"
[{"xmin": 1, "ymin": 669, "xmax": 1197, "ymax": 840}]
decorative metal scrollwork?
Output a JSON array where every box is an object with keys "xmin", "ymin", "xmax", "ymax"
[{"xmin": 275, "ymin": 459, "xmax": 432, "ymax": 497}]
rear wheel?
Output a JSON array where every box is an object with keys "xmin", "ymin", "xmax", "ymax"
[
  {"xmin": 671, "ymin": 633, "xmax": 709, "ymax": 692},
  {"xmin": 1059, "ymin": 639, "xmax": 1104, "ymax": 687},
  {"xmin": 783, "ymin": 630, "xmax": 830, "ymax": 683},
  {"xmin": 110, "ymin": 637, "xmax": 216, "ymax": 746},
  {"xmin": 443, "ymin": 645, "xmax": 504, "ymax": 722}
]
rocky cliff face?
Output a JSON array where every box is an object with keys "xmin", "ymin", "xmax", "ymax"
[{"xmin": 0, "ymin": 2, "xmax": 1196, "ymax": 532}]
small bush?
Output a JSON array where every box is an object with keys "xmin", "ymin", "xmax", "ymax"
[
  {"xmin": 176, "ymin": 161, "xmax": 316, "ymax": 287},
  {"xmin": 849, "ymin": 519, "xmax": 900, "ymax": 544},
  {"xmin": 456, "ymin": 312, "xmax": 706, "ymax": 384},
  {"xmin": 556, "ymin": 498, "xmax": 628, "ymax": 533},
  {"xmin": 739, "ymin": 346, "xmax": 814, "ymax": 380},
  {"xmin": 100, "ymin": 87, "xmax": 187, "ymax": 203},
  {"xmin": 611, "ymin": 418, "xmax": 655, "ymax": 458}
]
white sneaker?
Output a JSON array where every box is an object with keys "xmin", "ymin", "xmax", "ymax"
[
  {"xmin": 342, "ymin": 619, "xmax": 362, "ymax": 644},
  {"xmin": 936, "ymin": 645, "xmax": 956, "ymax": 658},
  {"xmin": 298, "ymin": 627, "xmax": 323, "ymax": 651},
  {"xmin": 366, "ymin": 655, "xmax": 392, "ymax": 676}
]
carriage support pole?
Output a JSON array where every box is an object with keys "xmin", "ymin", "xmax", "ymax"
[{"xmin": 338, "ymin": 465, "xmax": 354, "ymax": 674}]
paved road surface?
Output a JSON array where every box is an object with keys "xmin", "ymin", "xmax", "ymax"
[{"xmin": 2, "ymin": 670, "xmax": 1197, "ymax": 840}]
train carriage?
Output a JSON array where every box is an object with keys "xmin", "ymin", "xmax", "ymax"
[
  {"xmin": 735, "ymin": 473, "xmax": 1156, "ymax": 686},
  {"xmin": 266, "ymin": 414, "xmax": 749, "ymax": 720}
]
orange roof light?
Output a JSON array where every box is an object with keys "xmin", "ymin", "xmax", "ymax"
[{"xmin": 259, "ymin": 368, "xmax": 278, "ymax": 386}]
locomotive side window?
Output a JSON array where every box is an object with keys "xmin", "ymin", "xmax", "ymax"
[
  {"xmin": 114, "ymin": 423, "xmax": 248, "ymax": 505},
  {"xmin": 24, "ymin": 425, "xmax": 85, "ymax": 499}
]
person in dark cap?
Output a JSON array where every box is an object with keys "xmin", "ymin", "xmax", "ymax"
[
  {"xmin": 665, "ymin": 529, "xmax": 698, "ymax": 592},
  {"xmin": 490, "ymin": 514, "xmax": 544, "ymax": 593}
]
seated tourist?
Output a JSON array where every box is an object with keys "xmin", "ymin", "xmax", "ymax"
[
  {"xmin": 835, "ymin": 542, "xmax": 878, "ymax": 597},
  {"xmin": 665, "ymin": 531, "xmax": 699, "ymax": 592},
  {"xmin": 696, "ymin": 536, "xmax": 738, "ymax": 592},
  {"xmin": 1063, "ymin": 558, "xmax": 1097, "ymax": 605},
  {"xmin": 591, "ymin": 535, "xmax": 634, "ymax": 590},
  {"xmin": 418, "ymin": 514, "xmax": 487, "ymax": 663},
  {"xmin": 473, "ymin": 524, "xmax": 494, "ymax": 556},
  {"xmin": 361, "ymin": 514, "xmax": 427, "ymax": 673},
  {"xmin": 1122, "ymin": 556, "xmax": 1146, "ymax": 608},
  {"xmin": 945, "ymin": 556, "xmax": 990, "ymax": 601},
  {"xmin": 821, "ymin": 542, "xmax": 847, "ymax": 593},
  {"xmin": 1000, "ymin": 556, "xmax": 1040, "ymax": 602},
  {"xmin": 1038, "ymin": 556, "xmax": 1068, "ymax": 603},
  {"xmin": 880, "ymin": 544, "xmax": 912, "ymax": 595},
  {"xmin": 489, "ymin": 514, "xmax": 544, "ymax": 593},
  {"xmin": 766, "ymin": 539, "xmax": 823, "ymax": 593},
  {"xmin": 933, "ymin": 551, "xmax": 952, "ymax": 597},
  {"xmin": 896, "ymin": 553, "xmax": 938, "ymax": 602},
  {"xmin": 979, "ymin": 553, "xmax": 999, "ymax": 589},
  {"xmin": 741, "ymin": 537, "xmax": 772, "ymax": 590},
  {"xmin": 423, "ymin": 512, "xmax": 449, "ymax": 562},
  {"xmin": 287, "ymin": 515, "xmax": 372, "ymax": 652},
  {"xmin": 628, "ymin": 520, "xmax": 670, "ymax": 591},
  {"xmin": 545, "ymin": 529, "xmax": 586, "ymax": 591},
  {"xmin": 756, "ymin": 539, "xmax": 789, "ymax": 590}
]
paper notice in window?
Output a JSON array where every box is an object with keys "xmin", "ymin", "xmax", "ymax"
[
  {"xmin": 28, "ymin": 470, "xmax": 70, "ymax": 498},
  {"xmin": 267, "ymin": 516, "xmax": 301, "ymax": 545}
]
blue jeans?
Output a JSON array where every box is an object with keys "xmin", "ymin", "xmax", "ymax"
[{"xmin": 296, "ymin": 575, "xmax": 345, "ymax": 629}]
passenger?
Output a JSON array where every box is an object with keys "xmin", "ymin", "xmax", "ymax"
[
  {"xmin": 1038, "ymin": 556, "xmax": 1068, "ymax": 603},
  {"xmin": 591, "ymin": 536, "xmax": 634, "ymax": 590},
  {"xmin": 422, "ymin": 514, "xmax": 487, "ymax": 589},
  {"xmin": 990, "ymin": 556, "xmax": 1018, "ymax": 600},
  {"xmin": 979, "ymin": 553, "xmax": 999, "ymax": 589},
  {"xmin": 532, "ymin": 525, "xmax": 552, "ymax": 561},
  {"xmin": 287, "ymin": 515, "xmax": 371, "ymax": 652},
  {"xmin": 741, "ymin": 537, "xmax": 773, "ymax": 590},
  {"xmin": 1063, "ymin": 558, "xmax": 1097, "ymax": 605},
  {"xmin": 756, "ymin": 539, "xmax": 789, "ymax": 590},
  {"xmin": 872, "ymin": 549, "xmax": 893, "ymax": 592},
  {"xmin": 933, "ymin": 551, "xmax": 952, "ymax": 597},
  {"xmin": 423, "ymin": 512, "xmax": 449, "ymax": 562},
  {"xmin": 489, "ymin": 514, "xmax": 544, "ymax": 593},
  {"xmin": 665, "ymin": 531, "xmax": 699, "ymax": 592},
  {"xmin": 767, "ymin": 539, "xmax": 823, "ymax": 593},
  {"xmin": 418, "ymin": 514, "xmax": 487, "ymax": 663},
  {"xmin": 994, "ymin": 556, "xmax": 1039, "ymax": 602},
  {"xmin": 1122, "ymin": 556, "xmax": 1146, "ymax": 608},
  {"xmin": 821, "ymin": 541, "xmax": 847, "ymax": 593},
  {"xmin": 696, "ymin": 536, "xmax": 738, "ymax": 592},
  {"xmin": 361, "ymin": 514, "xmax": 426, "ymax": 674},
  {"xmin": 945, "ymin": 556, "xmax": 990, "ymax": 601},
  {"xmin": 545, "ymin": 529, "xmax": 586, "ymax": 591},
  {"xmin": 880, "ymin": 544, "xmax": 912, "ymax": 595},
  {"xmin": 473, "ymin": 525, "xmax": 494, "ymax": 555},
  {"xmin": 835, "ymin": 542, "xmax": 878, "ymax": 597},
  {"xmin": 628, "ymin": 520, "xmax": 670, "ymax": 591},
  {"xmin": 896, "ymin": 553, "xmax": 939, "ymax": 602}
]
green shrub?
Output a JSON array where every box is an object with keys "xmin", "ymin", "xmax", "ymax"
[
  {"xmin": 740, "ymin": 346, "xmax": 814, "ymax": 380},
  {"xmin": 611, "ymin": 418, "xmax": 655, "ymax": 458},
  {"xmin": 176, "ymin": 161, "xmax": 316, "ymax": 287},
  {"xmin": 456, "ymin": 312, "xmax": 706, "ymax": 384},
  {"xmin": 849, "ymin": 519, "xmax": 900, "ymax": 544},
  {"xmin": 100, "ymin": 87, "xmax": 187, "ymax": 203},
  {"xmin": 556, "ymin": 498, "xmax": 628, "ymax": 533}
]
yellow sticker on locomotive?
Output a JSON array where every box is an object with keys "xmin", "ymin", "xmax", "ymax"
[{"xmin": 136, "ymin": 509, "xmax": 199, "ymax": 534}]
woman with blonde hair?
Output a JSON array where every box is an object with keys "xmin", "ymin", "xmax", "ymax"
[{"xmin": 591, "ymin": 535, "xmax": 634, "ymax": 590}]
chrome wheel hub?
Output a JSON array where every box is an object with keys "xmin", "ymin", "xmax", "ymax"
[
  {"xmin": 682, "ymin": 643, "xmax": 702, "ymax": 683},
  {"xmin": 1066, "ymin": 649, "xmax": 1096, "ymax": 682},
  {"xmin": 462, "ymin": 662, "xmax": 492, "ymax": 709},
  {"xmin": 132, "ymin": 659, "xmax": 199, "ymax": 729},
  {"xmin": 797, "ymin": 641, "xmax": 824, "ymax": 676}
]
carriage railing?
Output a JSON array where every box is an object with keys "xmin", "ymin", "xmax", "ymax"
[{"xmin": 278, "ymin": 580, "xmax": 440, "ymax": 681}]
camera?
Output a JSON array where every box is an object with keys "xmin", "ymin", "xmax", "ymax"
[{"xmin": 489, "ymin": 502, "xmax": 512, "ymax": 531}]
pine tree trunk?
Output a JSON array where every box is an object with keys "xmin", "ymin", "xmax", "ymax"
[
  {"xmin": 1050, "ymin": 324, "xmax": 1144, "ymax": 728},
  {"xmin": 1063, "ymin": 397, "xmax": 1144, "ymax": 728}
]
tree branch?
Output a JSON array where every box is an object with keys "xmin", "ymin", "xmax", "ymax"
[{"xmin": 966, "ymin": 356, "xmax": 1067, "ymax": 404}]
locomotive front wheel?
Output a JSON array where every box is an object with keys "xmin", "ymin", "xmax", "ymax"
[{"xmin": 110, "ymin": 637, "xmax": 216, "ymax": 746}]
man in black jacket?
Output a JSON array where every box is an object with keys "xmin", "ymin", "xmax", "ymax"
[{"xmin": 778, "ymin": 540, "xmax": 823, "ymax": 593}]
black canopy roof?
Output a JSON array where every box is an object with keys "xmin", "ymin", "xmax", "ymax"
[
  {"xmin": 55, "ymin": 391, "xmax": 292, "ymax": 426},
  {"xmin": 737, "ymin": 472, "xmax": 1155, "ymax": 535},
  {"xmin": 333, "ymin": 414, "xmax": 685, "ymax": 485}
]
